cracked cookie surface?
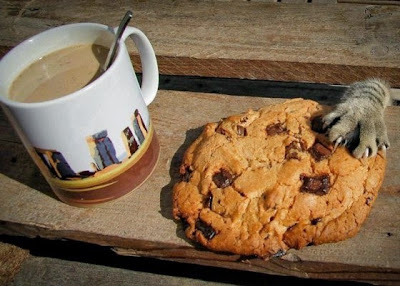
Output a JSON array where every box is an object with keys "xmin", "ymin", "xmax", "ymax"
[{"xmin": 172, "ymin": 99, "xmax": 386, "ymax": 258}]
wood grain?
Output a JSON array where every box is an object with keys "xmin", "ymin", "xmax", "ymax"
[
  {"xmin": 11, "ymin": 256, "xmax": 229, "ymax": 286},
  {"xmin": 0, "ymin": 242, "xmax": 30, "ymax": 285},
  {"xmin": 0, "ymin": 90, "xmax": 399, "ymax": 283},
  {"xmin": 338, "ymin": 0, "xmax": 400, "ymax": 5},
  {"xmin": 1, "ymin": 1, "xmax": 399, "ymax": 86}
]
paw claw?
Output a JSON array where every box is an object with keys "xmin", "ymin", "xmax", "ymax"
[
  {"xmin": 333, "ymin": 136, "xmax": 343, "ymax": 151},
  {"xmin": 363, "ymin": 148, "xmax": 370, "ymax": 159},
  {"xmin": 381, "ymin": 145, "xmax": 387, "ymax": 156}
]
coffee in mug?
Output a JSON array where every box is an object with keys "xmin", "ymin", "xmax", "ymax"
[
  {"xmin": 0, "ymin": 23, "xmax": 160, "ymax": 207},
  {"xmin": 9, "ymin": 44, "xmax": 109, "ymax": 103}
]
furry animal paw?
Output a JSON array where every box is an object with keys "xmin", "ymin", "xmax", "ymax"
[{"xmin": 323, "ymin": 79, "xmax": 391, "ymax": 159}]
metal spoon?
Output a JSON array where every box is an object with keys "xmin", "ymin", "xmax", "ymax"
[{"xmin": 103, "ymin": 11, "xmax": 133, "ymax": 71}]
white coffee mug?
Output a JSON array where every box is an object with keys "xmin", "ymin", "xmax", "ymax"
[{"xmin": 0, "ymin": 23, "xmax": 160, "ymax": 207}]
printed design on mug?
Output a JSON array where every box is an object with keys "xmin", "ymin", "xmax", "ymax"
[
  {"xmin": 87, "ymin": 130, "xmax": 120, "ymax": 172},
  {"xmin": 35, "ymin": 109, "xmax": 148, "ymax": 181}
]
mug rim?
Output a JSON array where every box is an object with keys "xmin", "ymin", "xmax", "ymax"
[{"xmin": 0, "ymin": 23, "xmax": 122, "ymax": 109}]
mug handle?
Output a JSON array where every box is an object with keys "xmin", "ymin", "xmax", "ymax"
[{"xmin": 119, "ymin": 27, "xmax": 159, "ymax": 106}]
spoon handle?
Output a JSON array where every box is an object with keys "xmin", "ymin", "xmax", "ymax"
[{"xmin": 103, "ymin": 11, "xmax": 133, "ymax": 71}]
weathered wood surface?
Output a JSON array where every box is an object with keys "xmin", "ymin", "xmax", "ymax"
[
  {"xmin": 1, "ymin": 90, "xmax": 400, "ymax": 284},
  {"xmin": 2, "ymin": 239, "xmax": 342, "ymax": 286},
  {"xmin": 0, "ymin": 242, "xmax": 29, "ymax": 285},
  {"xmin": 0, "ymin": 241, "xmax": 228, "ymax": 286},
  {"xmin": 1, "ymin": 0, "xmax": 400, "ymax": 86},
  {"xmin": 11, "ymin": 257, "xmax": 228, "ymax": 286},
  {"xmin": 338, "ymin": 0, "xmax": 400, "ymax": 5}
]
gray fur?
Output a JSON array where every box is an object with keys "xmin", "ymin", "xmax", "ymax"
[{"xmin": 323, "ymin": 78, "xmax": 391, "ymax": 159}]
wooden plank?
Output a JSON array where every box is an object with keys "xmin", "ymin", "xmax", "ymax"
[
  {"xmin": 4, "ymin": 238, "xmax": 354, "ymax": 286},
  {"xmin": 279, "ymin": 0, "xmax": 309, "ymax": 3},
  {"xmin": 0, "ymin": 240, "xmax": 235, "ymax": 286},
  {"xmin": 0, "ymin": 90, "xmax": 399, "ymax": 284},
  {"xmin": 310, "ymin": 0, "xmax": 338, "ymax": 3},
  {"xmin": 338, "ymin": 0, "xmax": 400, "ymax": 5},
  {"xmin": 11, "ymin": 256, "xmax": 229, "ymax": 286},
  {"xmin": 0, "ymin": 242, "xmax": 30, "ymax": 285},
  {"xmin": 0, "ymin": 1, "xmax": 399, "ymax": 86}
]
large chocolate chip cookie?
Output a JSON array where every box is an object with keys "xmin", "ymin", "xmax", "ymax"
[{"xmin": 172, "ymin": 99, "xmax": 386, "ymax": 258}]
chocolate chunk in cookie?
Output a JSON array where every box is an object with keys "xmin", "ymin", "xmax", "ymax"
[
  {"xmin": 204, "ymin": 193, "xmax": 213, "ymax": 209},
  {"xmin": 196, "ymin": 220, "xmax": 216, "ymax": 240},
  {"xmin": 266, "ymin": 123, "xmax": 286, "ymax": 136},
  {"xmin": 213, "ymin": 169, "xmax": 233, "ymax": 188},
  {"xmin": 300, "ymin": 174, "xmax": 330, "ymax": 195},
  {"xmin": 309, "ymin": 141, "xmax": 332, "ymax": 162},
  {"xmin": 311, "ymin": 218, "xmax": 322, "ymax": 225}
]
